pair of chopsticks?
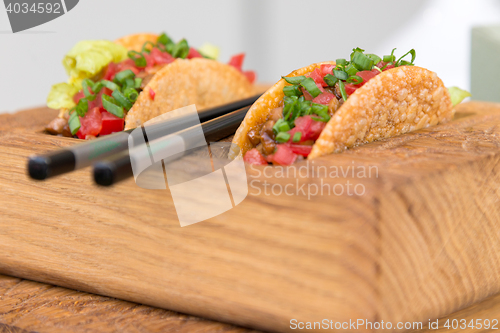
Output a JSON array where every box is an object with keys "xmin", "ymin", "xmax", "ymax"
[{"xmin": 28, "ymin": 94, "xmax": 260, "ymax": 186}]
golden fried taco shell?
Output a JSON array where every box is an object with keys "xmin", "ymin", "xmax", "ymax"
[
  {"xmin": 114, "ymin": 33, "xmax": 159, "ymax": 52},
  {"xmin": 124, "ymin": 58, "xmax": 254, "ymax": 130},
  {"xmin": 231, "ymin": 63, "xmax": 453, "ymax": 160}
]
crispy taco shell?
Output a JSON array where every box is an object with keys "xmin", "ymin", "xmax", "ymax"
[
  {"xmin": 231, "ymin": 63, "xmax": 453, "ymax": 160},
  {"xmin": 124, "ymin": 58, "xmax": 254, "ymax": 130},
  {"xmin": 114, "ymin": 33, "xmax": 159, "ymax": 52}
]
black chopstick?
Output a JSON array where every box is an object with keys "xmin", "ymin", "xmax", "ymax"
[
  {"xmin": 93, "ymin": 106, "xmax": 250, "ymax": 186},
  {"xmin": 27, "ymin": 94, "xmax": 260, "ymax": 180}
]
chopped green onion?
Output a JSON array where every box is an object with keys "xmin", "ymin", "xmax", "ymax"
[
  {"xmin": 311, "ymin": 103, "xmax": 328, "ymax": 113},
  {"xmin": 292, "ymin": 132, "xmax": 302, "ymax": 142},
  {"xmin": 311, "ymin": 103, "xmax": 330, "ymax": 122},
  {"xmin": 123, "ymin": 78, "xmax": 135, "ymax": 90},
  {"xmin": 324, "ymin": 74, "xmax": 338, "ymax": 87},
  {"xmin": 128, "ymin": 51, "xmax": 147, "ymax": 68},
  {"xmin": 123, "ymin": 87, "xmax": 139, "ymax": 103},
  {"xmin": 276, "ymin": 132, "xmax": 291, "ymax": 143},
  {"xmin": 157, "ymin": 33, "xmax": 174, "ymax": 50},
  {"xmin": 283, "ymin": 96, "xmax": 298, "ymax": 120},
  {"xmin": 350, "ymin": 47, "xmax": 365, "ymax": 60},
  {"xmin": 283, "ymin": 85, "xmax": 303, "ymax": 97},
  {"xmin": 373, "ymin": 66, "xmax": 382, "ymax": 73},
  {"xmin": 115, "ymin": 70, "xmax": 135, "ymax": 84},
  {"xmin": 172, "ymin": 39, "xmax": 189, "ymax": 59},
  {"xmin": 92, "ymin": 81, "xmax": 103, "ymax": 94},
  {"xmin": 399, "ymin": 60, "xmax": 413, "ymax": 66},
  {"xmin": 334, "ymin": 69, "xmax": 349, "ymax": 81},
  {"xmin": 383, "ymin": 55, "xmax": 395, "ymax": 63},
  {"xmin": 383, "ymin": 48, "xmax": 397, "ymax": 63},
  {"xmin": 101, "ymin": 80, "xmax": 120, "ymax": 91},
  {"xmin": 298, "ymin": 100, "xmax": 312, "ymax": 116},
  {"xmin": 338, "ymin": 80, "xmax": 348, "ymax": 101},
  {"xmin": 134, "ymin": 78, "xmax": 142, "ymax": 89},
  {"xmin": 75, "ymin": 98, "xmax": 88, "ymax": 117},
  {"xmin": 82, "ymin": 79, "xmax": 95, "ymax": 100},
  {"xmin": 166, "ymin": 43, "xmax": 175, "ymax": 54},
  {"xmin": 300, "ymin": 77, "xmax": 322, "ymax": 98},
  {"xmin": 345, "ymin": 64, "xmax": 358, "ymax": 76},
  {"xmin": 352, "ymin": 52, "xmax": 374, "ymax": 71},
  {"xmin": 273, "ymin": 119, "xmax": 290, "ymax": 133},
  {"xmin": 396, "ymin": 49, "xmax": 416, "ymax": 67},
  {"xmin": 346, "ymin": 75, "xmax": 363, "ymax": 85},
  {"xmin": 282, "ymin": 76, "xmax": 306, "ymax": 85},
  {"xmin": 68, "ymin": 111, "xmax": 81, "ymax": 135},
  {"xmin": 102, "ymin": 95, "xmax": 124, "ymax": 118},
  {"xmin": 291, "ymin": 97, "xmax": 307, "ymax": 121},
  {"xmin": 366, "ymin": 54, "xmax": 381, "ymax": 65},
  {"xmin": 336, "ymin": 58, "xmax": 347, "ymax": 66},
  {"xmin": 112, "ymin": 90, "xmax": 133, "ymax": 110},
  {"xmin": 141, "ymin": 41, "xmax": 156, "ymax": 54}
]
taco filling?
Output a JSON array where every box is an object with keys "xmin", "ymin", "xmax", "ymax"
[
  {"xmin": 45, "ymin": 32, "xmax": 256, "ymax": 140},
  {"xmin": 243, "ymin": 48, "xmax": 421, "ymax": 166}
]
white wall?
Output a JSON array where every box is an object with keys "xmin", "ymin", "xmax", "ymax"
[{"xmin": 0, "ymin": 0, "xmax": 499, "ymax": 113}]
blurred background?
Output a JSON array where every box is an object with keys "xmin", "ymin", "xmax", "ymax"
[{"xmin": 0, "ymin": 0, "xmax": 499, "ymax": 113}]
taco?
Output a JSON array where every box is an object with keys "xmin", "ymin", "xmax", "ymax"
[
  {"xmin": 45, "ymin": 32, "xmax": 256, "ymax": 139},
  {"xmin": 232, "ymin": 48, "xmax": 467, "ymax": 165}
]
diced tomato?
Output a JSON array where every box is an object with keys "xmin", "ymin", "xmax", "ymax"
[
  {"xmin": 105, "ymin": 60, "xmax": 140, "ymax": 80},
  {"xmin": 143, "ymin": 52, "xmax": 156, "ymax": 68},
  {"xmin": 73, "ymin": 89, "xmax": 87, "ymax": 104},
  {"xmin": 149, "ymin": 88, "xmax": 155, "ymax": 100},
  {"xmin": 310, "ymin": 68, "xmax": 327, "ymax": 87},
  {"xmin": 376, "ymin": 61, "xmax": 395, "ymax": 71},
  {"xmin": 300, "ymin": 87, "xmax": 313, "ymax": 101},
  {"xmin": 289, "ymin": 116, "xmax": 326, "ymax": 142},
  {"xmin": 243, "ymin": 148, "xmax": 268, "ymax": 165},
  {"xmin": 294, "ymin": 116, "xmax": 314, "ymax": 133},
  {"xmin": 150, "ymin": 47, "xmax": 175, "ymax": 65},
  {"xmin": 320, "ymin": 64, "xmax": 335, "ymax": 77},
  {"xmin": 103, "ymin": 62, "xmax": 120, "ymax": 80},
  {"xmin": 76, "ymin": 107, "xmax": 102, "ymax": 139},
  {"xmin": 187, "ymin": 47, "xmax": 203, "ymax": 59},
  {"xmin": 312, "ymin": 92, "xmax": 335, "ymax": 105},
  {"xmin": 271, "ymin": 144, "xmax": 297, "ymax": 165},
  {"xmin": 345, "ymin": 83, "xmax": 357, "ymax": 96},
  {"xmin": 228, "ymin": 53, "xmax": 245, "ymax": 71},
  {"xmin": 243, "ymin": 70, "xmax": 256, "ymax": 84},
  {"xmin": 100, "ymin": 111, "xmax": 124, "ymax": 136},
  {"xmin": 87, "ymin": 87, "xmax": 112, "ymax": 111},
  {"xmin": 345, "ymin": 70, "xmax": 380, "ymax": 95},
  {"xmin": 357, "ymin": 70, "xmax": 379, "ymax": 85},
  {"xmin": 307, "ymin": 119, "xmax": 326, "ymax": 141},
  {"xmin": 288, "ymin": 144, "xmax": 313, "ymax": 157},
  {"xmin": 288, "ymin": 116, "xmax": 311, "ymax": 142}
]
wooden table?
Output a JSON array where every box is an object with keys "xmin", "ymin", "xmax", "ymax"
[
  {"xmin": 1, "ymin": 273, "xmax": 500, "ymax": 332},
  {"xmin": 0, "ymin": 274, "xmax": 259, "ymax": 333},
  {"xmin": 2, "ymin": 103, "xmax": 500, "ymax": 332}
]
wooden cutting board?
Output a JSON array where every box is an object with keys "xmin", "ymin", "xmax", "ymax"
[{"xmin": 0, "ymin": 101, "xmax": 499, "ymax": 333}]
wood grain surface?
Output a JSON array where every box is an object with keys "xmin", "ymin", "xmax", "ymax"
[
  {"xmin": 1, "ymin": 102, "xmax": 500, "ymax": 332},
  {"xmin": 2, "ymin": 271, "xmax": 500, "ymax": 333},
  {"xmin": 0, "ymin": 274, "xmax": 259, "ymax": 333}
]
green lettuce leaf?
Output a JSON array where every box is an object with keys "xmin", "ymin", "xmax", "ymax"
[
  {"xmin": 448, "ymin": 86, "xmax": 471, "ymax": 107},
  {"xmin": 46, "ymin": 82, "xmax": 78, "ymax": 110},
  {"xmin": 198, "ymin": 43, "xmax": 220, "ymax": 60},
  {"xmin": 62, "ymin": 40, "xmax": 128, "ymax": 89}
]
